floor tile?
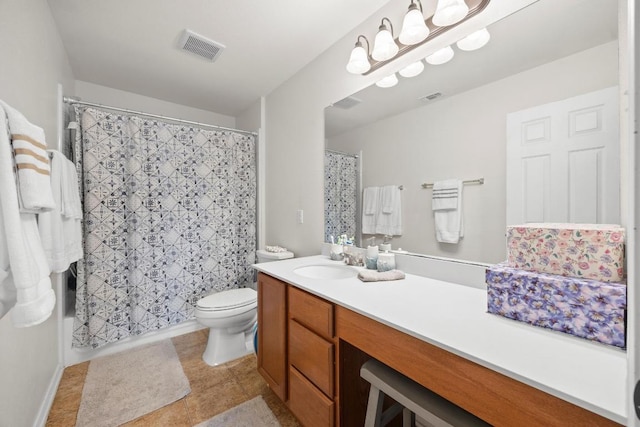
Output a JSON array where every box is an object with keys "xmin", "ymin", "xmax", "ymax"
[
  {"xmin": 184, "ymin": 375, "xmax": 247, "ymax": 424},
  {"xmin": 120, "ymin": 399, "xmax": 191, "ymax": 427},
  {"xmin": 45, "ymin": 361, "xmax": 89, "ymax": 426}
]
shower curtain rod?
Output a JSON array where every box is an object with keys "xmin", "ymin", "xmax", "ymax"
[
  {"xmin": 63, "ymin": 96, "xmax": 258, "ymax": 137},
  {"xmin": 326, "ymin": 148, "xmax": 359, "ymax": 158}
]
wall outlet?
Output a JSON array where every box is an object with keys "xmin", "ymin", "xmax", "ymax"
[{"xmin": 296, "ymin": 209, "xmax": 304, "ymax": 224}]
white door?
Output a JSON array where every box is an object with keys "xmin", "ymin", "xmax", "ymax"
[{"xmin": 506, "ymin": 87, "xmax": 620, "ymax": 225}]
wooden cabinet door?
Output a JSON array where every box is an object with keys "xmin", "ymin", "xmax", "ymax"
[{"xmin": 257, "ymin": 273, "xmax": 287, "ymax": 400}]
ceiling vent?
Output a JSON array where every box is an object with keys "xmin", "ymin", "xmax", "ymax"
[
  {"xmin": 332, "ymin": 96, "xmax": 362, "ymax": 109},
  {"xmin": 178, "ymin": 29, "xmax": 225, "ymax": 62},
  {"xmin": 420, "ymin": 92, "xmax": 443, "ymax": 102}
]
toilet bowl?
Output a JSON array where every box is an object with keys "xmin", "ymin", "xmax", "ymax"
[
  {"xmin": 195, "ymin": 288, "xmax": 258, "ymax": 366},
  {"xmin": 195, "ymin": 248, "xmax": 293, "ymax": 366}
]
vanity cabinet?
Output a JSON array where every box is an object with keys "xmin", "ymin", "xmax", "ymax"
[
  {"xmin": 256, "ymin": 271, "xmax": 620, "ymax": 427},
  {"xmin": 288, "ymin": 286, "xmax": 336, "ymax": 427},
  {"xmin": 257, "ymin": 273, "xmax": 288, "ymax": 401}
]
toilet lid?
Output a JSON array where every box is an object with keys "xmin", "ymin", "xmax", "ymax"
[{"xmin": 197, "ymin": 288, "xmax": 257, "ymax": 311}]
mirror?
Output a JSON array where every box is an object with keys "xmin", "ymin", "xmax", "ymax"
[{"xmin": 324, "ymin": 0, "xmax": 618, "ymax": 264}]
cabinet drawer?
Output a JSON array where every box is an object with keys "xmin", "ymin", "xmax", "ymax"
[
  {"xmin": 289, "ymin": 319, "xmax": 334, "ymax": 397},
  {"xmin": 289, "ymin": 366, "xmax": 335, "ymax": 427},
  {"xmin": 289, "ymin": 286, "xmax": 333, "ymax": 340}
]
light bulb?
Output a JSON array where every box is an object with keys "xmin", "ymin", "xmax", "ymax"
[
  {"xmin": 425, "ymin": 46, "xmax": 454, "ymax": 65},
  {"xmin": 399, "ymin": 61, "xmax": 424, "ymax": 78},
  {"xmin": 372, "ymin": 20, "xmax": 399, "ymax": 61},
  {"xmin": 375, "ymin": 73, "xmax": 398, "ymax": 88},
  {"xmin": 456, "ymin": 28, "xmax": 490, "ymax": 51},
  {"xmin": 399, "ymin": 4, "xmax": 429, "ymax": 45},
  {"xmin": 346, "ymin": 43, "xmax": 371, "ymax": 74},
  {"xmin": 432, "ymin": 0, "xmax": 469, "ymax": 27}
]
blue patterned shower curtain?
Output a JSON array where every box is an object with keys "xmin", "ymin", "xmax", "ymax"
[
  {"xmin": 324, "ymin": 151, "xmax": 358, "ymax": 244},
  {"xmin": 72, "ymin": 107, "xmax": 256, "ymax": 349}
]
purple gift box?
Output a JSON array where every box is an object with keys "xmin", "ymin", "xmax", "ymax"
[{"xmin": 486, "ymin": 264, "xmax": 627, "ymax": 348}]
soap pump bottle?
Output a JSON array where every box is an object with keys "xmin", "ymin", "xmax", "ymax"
[{"xmin": 377, "ymin": 236, "xmax": 396, "ymax": 272}]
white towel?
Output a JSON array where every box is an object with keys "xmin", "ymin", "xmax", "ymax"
[
  {"xmin": 433, "ymin": 180, "xmax": 464, "ymax": 244},
  {"xmin": 375, "ymin": 185, "xmax": 402, "ymax": 236},
  {"xmin": 38, "ymin": 150, "xmax": 84, "ymax": 273},
  {"xmin": 432, "ymin": 179, "xmax": 459, "ymax": 211},
  {"xmin": 362, "ymin": 187, "xmax": 379, "ymax": 234},
  {"xmin": 0, "ymin": 103, "xmax": 55, "ymax": 326},
  {"xmin": 0, "ymin": 101, "xmax": 56, "ymax": 213},
  {"xmin": 61, "ymin": 158, "xmax": 83, "ymax": 220}
]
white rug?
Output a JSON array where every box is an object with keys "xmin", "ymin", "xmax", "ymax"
[
  {"xmin": 195, "ymin": 396, "xmax": 281, "ymax": 427},
  {"xmin": 75, "ymin": 339, "xmax": 191, "ymax": 427}
]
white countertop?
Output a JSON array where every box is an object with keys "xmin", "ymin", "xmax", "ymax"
[{"xmin": 254, "ymin": 255, "xmax": 627, "ymax": 424}]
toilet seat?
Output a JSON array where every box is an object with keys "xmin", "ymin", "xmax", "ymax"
[{"xmin": 197, "ymin": 288, "xmax": 257, "ymax": 312}]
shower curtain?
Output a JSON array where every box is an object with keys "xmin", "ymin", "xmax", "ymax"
[
  {"xmin": 71, "ymin": 106, "xmax": 256, "ymax": 349},
  {"xmin": 324, "ymin": 151, "xmax": 358, "ymax": 244}
]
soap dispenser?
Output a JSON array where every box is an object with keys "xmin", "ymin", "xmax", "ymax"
[{"xmin": 376, "ymin": 237, "xmax": 396, "ymax": 272}]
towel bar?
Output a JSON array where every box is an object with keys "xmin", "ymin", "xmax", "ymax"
[{"xmin": 421, "ymin": 178, "xmax": 484, "ymax": 189}]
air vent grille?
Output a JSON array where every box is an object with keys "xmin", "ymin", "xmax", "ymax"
[
  {"xmin": 179, "ymin": 29, "xmax": 225, "ymax": 62},
  {"xmin": 420, "ymin": 92, "xmax": 442, "ymax": 102},
  {"xmin": 332, "ymin": 96, "xmax": 362, "ymax": 109}
]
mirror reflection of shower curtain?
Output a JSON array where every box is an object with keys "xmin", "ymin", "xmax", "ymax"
[
  {"xmin": 324, "ymin": 150, "xmax": 360, "ymax": 245},
  {"xmin": 71, "ymin": 106, "xmax": 256, "ymax": 349}
]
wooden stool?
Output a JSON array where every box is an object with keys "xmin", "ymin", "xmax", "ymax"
[{"xmin": 360, "ymin": 359, "xmax": 490, "ymax": 427}]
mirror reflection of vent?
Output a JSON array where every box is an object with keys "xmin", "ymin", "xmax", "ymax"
[
  {"xmin": 332, "ymin": 96, "xmax": 362, "ymax": 109},
  {"xmin": 420, "ymin": 92, "xmax": 442, "ymax": 102},
  {"xmin": 179, "ymin": 29, "xmax": 225, "ymax": 62}
]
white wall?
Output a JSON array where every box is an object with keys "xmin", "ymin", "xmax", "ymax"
[
  {"xmin": 75, "ymin": 81, "xmax": 236, "ymax": 126},
  {"xmin": 0, "ymin": 1, "xmax": 75, "ymax": 426},
  {"xmin": 328, "ymin": 42, "xmax": 618, "ymax": 263},
  {"xmin": 236, "ymin": 99, "xmax": 262, "ymax": 132}
]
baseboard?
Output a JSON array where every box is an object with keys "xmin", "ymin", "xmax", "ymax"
[{"xmin": 33, "ymin": 362, "xmax": 64, "ymax": 427}]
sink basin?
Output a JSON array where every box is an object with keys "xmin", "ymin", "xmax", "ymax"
[{"xmin": 293, "ymin": 264, "xmax": 358, "ymax": 280}]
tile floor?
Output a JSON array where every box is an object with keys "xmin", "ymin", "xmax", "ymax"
[{"xmin": 46, "ymin": 329, "xmax": 301, "ymax": 426}]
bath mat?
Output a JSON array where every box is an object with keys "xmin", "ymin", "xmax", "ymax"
[
  {"xmin": 75, "ymin": 339, "xmax": 190, "ymax": 427},
  {"xmin": 195, "ymin": 396, "xmax": 280, "ymax": 427}
]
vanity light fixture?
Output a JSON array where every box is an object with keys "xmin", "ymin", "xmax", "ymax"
[
  {"xmin": 346, "ymin": 35, "xmax": 372, "ymax": 74},
  {"xmin": 432, "ymin": 0, "xmax": 470, "ymax": 27},
  {"xmin": 375, "ymin": 73, "xmax": 399, "ymax": 88},
  {"xmin": 399, "ymin": 0, "xmax": 429, "ymax": 46},
  {"xmin": 425, "ymin": 45, "xmax": 454, "ymax": 65},
  {"xmin": 399, "ymin": 60, "xmax": 425, "ymax": 78},
  {"xmin": 372, "ymin": 18, "xmax": 399, "ymax": 61},
  {"xmin": 456, "ymin": 27, "xmax": 491, "ymax": 51},
  {"xmin": 345, "ymin": 0, "xmax": 491, "ymax": 77}
]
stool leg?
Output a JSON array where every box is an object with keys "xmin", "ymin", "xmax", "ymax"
[
  {"xmin": 402, "ymin": 407, "xmax": 415, "ymax": 427},
  {"xmin": 364, "ymin": 385, "xmax": 385, "ymax": 427}
]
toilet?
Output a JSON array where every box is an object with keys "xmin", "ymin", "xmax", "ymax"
[{"xmin": 195, "ymin": 248, "xmax": 293, "ymax": 366}]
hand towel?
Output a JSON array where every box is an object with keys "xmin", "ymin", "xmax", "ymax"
[
  {"xmin": 61, "ymin": 158, "xmax": 83, "ymax": 220},
  {"xmin": 362, "ymin": 187, "xmax": 379, "ymax": 234},
  {"xmin": 0, "ymin": 103, "xmax": 55, "ymax": 326},
  {"xmin": 375, "ymin": 185, "xmax": 402, "ymax": 236},
  {"xmin": 433, "ymin": 180, "xmax": 464, "ymax": 244},
  {"xmin": 432, "ymin": 179, "xmax": 459, "ymax": 211},
  {"xmin": 0, "ymin": 101, "xmax": 55, "ymax": 213},
  {"xmin": 38, "ymin": 150, "xmax": 84, "ymax": 273},
  {"xmin": 357, "ymin": 269, "xmax": 405, "ymax": 282}
]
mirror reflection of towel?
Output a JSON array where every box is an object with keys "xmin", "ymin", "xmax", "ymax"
[
  {"xmin": 432, "ymin": 180, "xmax": 463, "ymax": 244},
  {"xmin": 362, "ymin": 187, "xmax": 379, "ymax": 234},
  {"xmin": 375, "ymin": 186, "xmax": 402, "ymax": 236}
]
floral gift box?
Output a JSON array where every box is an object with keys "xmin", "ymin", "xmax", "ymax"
[
  {"xmin": 486, "ymin": 264, "xmax": 627, "ymax": 348},
  {"xmin": 506, "ymin": 223, "xmax": 625, "ymax": 283}
]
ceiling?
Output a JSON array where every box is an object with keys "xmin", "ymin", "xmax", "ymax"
[
  {"xmin": 47, "ymin": 0, "xmax": 390, "ymax": 116},
  {"xmin": 325, "ymin": 0, "xmax": 618, "ymax": 138}
]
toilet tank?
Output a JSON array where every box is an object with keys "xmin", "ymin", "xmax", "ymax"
[{"xmin": 256, "ymin": 249, "xmax": 294, "ymax": 263}]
